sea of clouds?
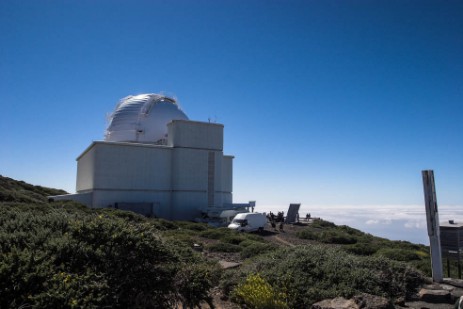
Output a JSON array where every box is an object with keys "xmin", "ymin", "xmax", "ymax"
[{"xmin": 257, "ymin": 204, "xmax": 463, "ymax": 245}]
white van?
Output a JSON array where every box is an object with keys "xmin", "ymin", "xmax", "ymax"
[{"xmin": 228, "ymin": 213, "xmax": 267, "ymax": 232}]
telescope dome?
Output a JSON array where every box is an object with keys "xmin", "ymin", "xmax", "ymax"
[{"xmin": 105, "ymin": 93, "xmax": 188, "ymax": 144}]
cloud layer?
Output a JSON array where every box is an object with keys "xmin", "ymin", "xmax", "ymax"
[{"xmin": 259, "ymin": 204, "xmax": 463, "ymax": 245}]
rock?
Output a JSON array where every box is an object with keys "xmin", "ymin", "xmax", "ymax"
[
  {"xmin": 218, "ymin": 260, "xmax": 240, "ymax": 269},
  {"xmin": 193, "ymin": 243, "xmax": 203, "ymax": 251},
  {"xmin": 394, "ymin": 296, "xmax": 405, "ymax": 307},
  {"xmin": 451, "ymin": 289, "xmax": 463, "ymax": 300},
  {"xmin": 353, "ymin": 293, "xmax": 394, "ymax": 309},
  {"xmin": 418, "ymin": 288, "xmax": 452, "ymax": 303},
  {"xmin": 312, "ymin": 297, "xmax": 358, "ymax": 309},
  {"xmin": 444, "ymin": 278, "xmax": 463, "ymax": 288},
  {"xmin": 440, "ymin": 284, "xmax": 457, "ymax": 292},
  {"xmin": 424, "ymin": 283, "xmax": 445, "ymax": 290}
]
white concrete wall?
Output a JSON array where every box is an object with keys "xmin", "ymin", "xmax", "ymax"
[
  {"xmin": 50, "ymin": 192, "xmax": 93, "ymax": 206},
  {"xmin": 76, "ymin": 145, "xmax": 96, "ymax": 192},
  {"xmin": 170, "ymin": 147, "xmax": 209, "ymax": 219},
  {"xmin": 76, "ymin": 142, "xmax": 174, "ymax": 219},
  {"xmin": 171, "ymin": 192, "xmax": 207, "ymax": 220},
  {"xmin": 167, "ymin": 120, "xmax": 223, "ymax": 151},
  {"xmin": 171, "ymin": 147, "xmax": 208, "ymax": 191},
  {"xmin": 222, "ymin": 192, "xmax": 232, "ymax": 204},
  {"xmin": 92, "ymin": 190, "xmax": 172, "ymax": 219},
  {"xmin": 213, "ymin": 151, "xmax": 223, "ymax": 207},
  {"xmin": 222, "ymin": 155, "xmax": 233, "ymax": 194},
  {"xmin": 92, "ymin": 142, "xmax": 172, "ymax": 190}
]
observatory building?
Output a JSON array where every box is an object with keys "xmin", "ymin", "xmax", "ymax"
[{"xmin": 51, "ymin": 93, "xmax": 250, "ymax": 220}]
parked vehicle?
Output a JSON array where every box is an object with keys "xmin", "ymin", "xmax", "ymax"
[{"xmin": 227, "ymin": 213, "xmax": 267, "ymax": 232}]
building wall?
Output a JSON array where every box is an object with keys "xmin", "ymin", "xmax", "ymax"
[
  {"xmin": 168, "ymin": 120, "xmax": 223, "ymax": 151},
  {"xmin": 52, "ymin": 192, "xmax": 93, "ymax": 206},
  {"xmin": 171, "ymin": 147, "xmax": 208, "ymax": 192},
  {"xmin": 222, "ymin": 192, "xmax": 232, "ymax": 204},
  {"xmin": 92, "ymin": 142, "xmax": 172, "ymax": 190},
  {"xmin": 212, "ymin": 151, "xmax": 223, "ymax": 208},
  {"xmin": 76, "ymin": 146, "xmax": 96, "ymax": 192},
  {"xmin": 222, "ymin": 155, "xmax": 233, "ymax": 194},
  {"xmin": 171, "ymin": 192, "xmax": 207, "ymax": 220},
  {"xmin": 92, "ymin": 190, "xmax": 172, "ymax": 219}
]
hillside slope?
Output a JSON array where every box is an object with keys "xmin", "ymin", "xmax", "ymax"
[
  {"xmin": 1, "ymin": 176, "xmax": 451, "ymax": 308},
  {"xmin": 0, "ymin": 175, "xmax": 67, "ymax": 203}
]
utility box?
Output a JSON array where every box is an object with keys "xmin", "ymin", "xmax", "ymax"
[
  {"xmin": 440, "ymin": 220, "xmax": 463, "ymax": 278},
  {"xmin": 440, "ymin": 221, "xmax": 463, "ymax": 252}
]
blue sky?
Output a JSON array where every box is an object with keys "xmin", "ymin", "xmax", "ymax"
[{"xmin": 1, "ymin": 0, "xmax": 462, "ymax": 211}]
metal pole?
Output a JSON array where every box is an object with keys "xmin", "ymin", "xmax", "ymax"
[
  {"xmin": 458, "ymin": 250, "xmax": 462, "ymax": 279},
  {"xmin": 422, "ymin": 170, "xmax": 444, "ymax": 282},
  {"xmin": 447, "ymin": 257, "xmax": 450, "ymax": 278}
]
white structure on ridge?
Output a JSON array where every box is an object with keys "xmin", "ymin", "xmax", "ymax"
[{"xmin": 51, "ymin": 93, "xmax": 250, "ymax": 220}]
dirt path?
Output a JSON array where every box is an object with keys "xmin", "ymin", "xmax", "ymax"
[{"xmin": 271, "ymin": 235, "xmax": 296, "ymax": 247}]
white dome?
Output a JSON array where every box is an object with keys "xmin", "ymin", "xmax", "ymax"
[{"xmin": 105, "ymin": 93, "xmax": 189, "ymax": 144}]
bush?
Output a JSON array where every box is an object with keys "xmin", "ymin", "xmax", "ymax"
[
  {"xmin": 222, "ymin": 234, "xmax": 247, "ymax": 245},
  {"xmin": 376, "ymin": 248, "xmax": 421, "ymax": 262},
  {"xmin": 312, "ymin": 219, "xmax": 336, "ymax": 228},
  {"xmin": 200, "ymin": 228, "xmax": 231, "ymax": 240},
  {"xmin": 176, "ymin": 221, "xmax": 209, "ymax": 232},
  {"xmin": 207, "ymin": 243, "xmax": 242, "ymax": 253},
  {"xmin": 222, "ymin": 245, "xmax": 424, "ymax": 308},
  {"xmin": 296, "ymin": 229, "xmax": 318, "ymax": 240},
  {"xmin": 297, "ymin": 228, "xmax": 357, "ymax": 244},
  {"xmin": 318, "ymin": 230, "xmax": 357, "ymax": 244},
  {"xmin": 345, "ymin": 243, "xmax": 379, "ymax": 256},
  {"xmin": 232, "ymin": 273, "xmax": 288, "ymax": 309},
  {"xmin": 240, "ymin": 241, "xmax": 276, "ymax": 258},
  {"xmin": 175, "ymin": 263, "xmax": 220, "ymax": 308},
  {"xmin": 0, "ymin": 203, "xmax": 217, "ymax": 308}
]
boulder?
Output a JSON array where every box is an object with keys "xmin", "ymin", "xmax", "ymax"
[
  {"xmin": 312, "ymin": 297, "xmax": 358, "ymax": 309},
  {"xmin": 444, "ymin": 278, "xmax": 463, "ymax": 289},
  {"xmin": 418, "ymin": 288, "xmax": 452, "ymax": 303},
  {"xmin": 353, "ymin": 293, "xmax": 394, "ymax": 309}
]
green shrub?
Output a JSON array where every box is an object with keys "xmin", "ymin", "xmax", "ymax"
[
  {"xmin": 0, "ymin": 203, "xmax": 217, "ymax": 308},
  {"xmin": 222, "ymin": 245, "xmax": 424, "ymax": 308},
  {"xmin": 163, "ymin": 230, "xmax": 197, "ymax": 246},
  {"xmin": 199, "ymin": 228, "xmax": 231, "ymax": 240},
  {"xmin": 311, "ymin": 219, "xmax": 336, "ymax": 228},
  {"xmin": 0, "ymin": 175, "xmax": 67, "ymax": 203},
  {"xmin": 232, "ymin": 273, "xmax": 288, "ymax": 309},
  {"xmin": 297, "ymin": 228, "xmax": 357, "ymax": 244},
  {"xmin": 318, "ymin": 230, "xmax": 357, "ymax": 244},
  {"xmin": 150, "ymin": 218, "xmax": 180, "ymax": 230},
  {"xmin": 207, "ymin": 243, "xmax": 242, "ymax": 253},
  {"xmin": 376, "ymin": 248, "xmax": 421, "ymax": 262},
  {"xmin": 175, "ymin": 263, "xmax": 220, "ymax": 308},
  {"xmin": 345, "ymin": 243, "xmax": 379, "ymax": 255},
  {"xmin": 296, "ymin": 229, "xmax": 318, "ymax": 240},
  {"xmin": 240, "ymin": 241, "xmax": 276, "ymax": 258},
  {"xmin": 100, "ymin": 207, "xmax": 147, "ymax": 223},
  {"xmin": 176, "ymin": 221, "xmax": 209, "ymax": 232},
  {"xmin": 222, "ymin": 234, "xmax": 247, "ymax": 245}
]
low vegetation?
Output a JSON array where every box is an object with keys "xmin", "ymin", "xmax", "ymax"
[
  {"xmin": 0, "ymin": 176, "xmax": 434, "ymax": 308},
  {"xmin": 0, "ymin": 175, "xmax": 66, "ymax": 204},
  {"xmin": 297, "ymin": 218, "xmax": 432, "ymax": 275},
  {"xmin": 224, "ymin": 245, "xmax": 424, "ymax": 308},
  {"xmin": 0, "ymin": 202, "xmax": 220, "ymax": 308}
]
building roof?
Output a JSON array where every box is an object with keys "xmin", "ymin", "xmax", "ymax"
[{"xmin": 440, "ymin": 220, "xmax": 463, "ymax": 228}]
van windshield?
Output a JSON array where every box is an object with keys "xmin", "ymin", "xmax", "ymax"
[{"xmin": 233, "ymin": 219, "xmax": 248, "ymax": 226}]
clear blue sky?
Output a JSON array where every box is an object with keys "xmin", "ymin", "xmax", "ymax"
[{"xmin": 1, "ymin": 0, "xmax": 462, "ymax": 208}]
